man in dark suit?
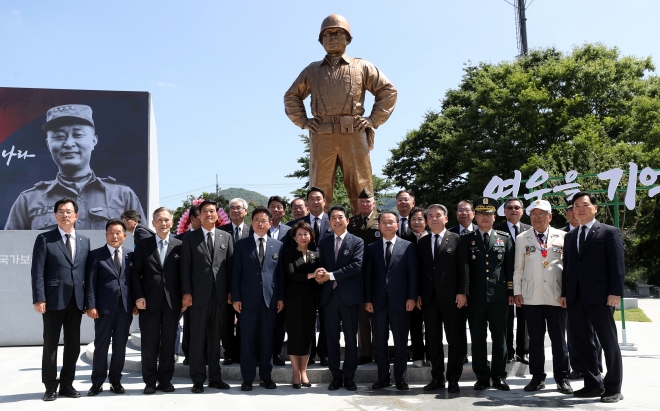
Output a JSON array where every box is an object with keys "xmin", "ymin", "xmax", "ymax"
[
  {"xmin": 219, "ymin": 197, "xmax": 250, "ymax": 365},
  {"xmin": 417, "ymin": 204, "xmax": 465, "ymax": 393},
  {"xmin": 232, "ymin": 206, "xmax": 285, "ymax": 391},
  {"xmin": 364, "ymin": 211, "xmax": 418, "ymax": 391},
  {"xmin": 181, "ymin": 200, "xmax": 233, "ymax": 393},
  {"xmin": 132, "ymin": 207, "xmax": 183, "ymax": 394},
  {"xmin": 268, "ymin": 196, "xmax": 291, "ymax": 366},
  {"xmin": 31, "ymin": 198, "xmax": 91, "ymax": 401},
  {"xmin": 561, "ymin": 192, "xmax": 625, "ymax": 403},
  {"xmin": 396, "ymin": 190, "xmax": 415, "ymax": 238},
  {"xmin": 121, "ymin": 210, "xmax": 155, "ymax": 245},
  {"xmin": 459, "ymin": 197, "xmax": 515, "ymax": 391},
  {"xmin": 494, "ymin": 198, "xmax": 531, "ymax": 364},
  {"xmin": 85, "ymin": 219, "xmax": 136, "ymax": 396},
  {"xmin": 174, "ymin": 204, "xmax": 201, "ymax": 366},
  {"xmin": 288, "ymin": 197, "xmax": 309, "ymax": 223},
  {"xmin": 316, "ymin": 206, "xmax": 364, "ymax": 391}
]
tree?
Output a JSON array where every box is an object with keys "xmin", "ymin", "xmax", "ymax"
[
  {"xmin": 286, "ymin": 134, "xmax": 394, "ymax": 209},
  {"xmin": 172, "ymin": 192, "xmax": 228, "ymax": 234}
]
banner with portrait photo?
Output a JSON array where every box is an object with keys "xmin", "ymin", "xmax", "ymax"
[{"xmin": 0, "ymin": 87, "xmax": 151, "ymax": 230}]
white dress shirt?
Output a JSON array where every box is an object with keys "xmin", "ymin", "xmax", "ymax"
[
  {"xmin": 328, "ymin": 230, "xmax": 348, "ymax": 281},
  {"xmin": 430, "ymin": 229, "xmax": 447, "ymax": 259},
  {"xmin": 202, "ymin": 226, "xmax": 215, "ymax": 248},
  {"xmin": 106, "ymin": 244, "xmax": 121, "ymax": 269},
  {"xmin": 58, "ymin": 226, "xmax": 77, "ymax": 261},
  {"xmin": 577, "ymin": 219, "xmax": 597, "ymax": 252}
]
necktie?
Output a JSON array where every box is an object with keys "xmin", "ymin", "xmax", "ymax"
[
  {"xmin": 461, "ymin": 228, "xmax": 471, "ymax": 236},
  {"xmin": 258, "ymin": 238, "xmax": 265, "ymax": 265},
  {"xmin": 400, "ymin": 218, "xmax": 408, "ymax": 236},
  {"xmin": 159, "ymin": 239, "xmax": 167, "ymax": 266},
  {"xmin": 314, "ymin": 218, "xmax": 320, "ymax": 243},
  {"xmin": 483, "ymin": 231, "xmax": 490, "ymax": 250},
  {"xmin": 207, "ymin": 232, "xmax": 214, "ymax": 260},
  {"xmin": 385, "ymin": 241, "xmax": 392, "ymax": 268},
  {"xmin": 579, "ymin": 225, "xmax": 586, "ymax": 254},
  {"xmin": 114, "ymin": 248, "xmax": 121, "ymax": 272},
  {"xmin": 513, "ymin": 224, "xmax": 519, "ymax": 243},
  {"xmin": 536, "ymin": 232, "xmax": 545, "ymax": 245},
  {"xmin": 65, "ymin": 234, "xmax": 73, "ymax": 260},
  {"xmin": 333, "ymin": 236, "xmax": 341, "ymax": 289},
  {"xmin": 434, "ymin": 234, "xmax": 440, "ymax": 259},
  {"xmin": 234, "ymin": 226, "xmax": 240, "ymax": 243}
]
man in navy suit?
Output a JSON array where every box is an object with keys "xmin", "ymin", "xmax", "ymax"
[
  {"xmin": 396, "ymin": 190, "xmax": 416, "ymax": 238},
  {"xmin": 288, "ymin": 197, "xmax": 309, "ymax": 222},
  {"xmin": 85, "ymin": 219, "xmax": 137, "ymax": 396},
  {"xmin": 316, "ymin": 205, "xmax": 364, "ymax": 391},
  {"xmin": 31, "ymin": 198, "xmax": 91, "ymax": 401},
  {"xmin": 132, "ymin": 207, "xmax": 183, "ymax": 394},
  {"xmin": 364, "ymin": 211, "xmax": 418, "ymax": 390},
  {"xmin": 232, "ymin": 206, "xmax": 285, "ymax": 391},
  {"xmin": 181, "ymin": 200, "xmax": 234, "ymax": 393},
  {"xmin": 267, "ymin": 196, "xmax": 291, "ymax": 366},
  {"xmin": 561, "ymin": 192, "xmax": 625, "ymax": 403}
]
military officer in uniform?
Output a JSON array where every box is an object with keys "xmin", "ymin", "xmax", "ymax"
[
  {"xmin": 5, "ymin": 104, "xmax": 144, "ymax": 230},
  {"xmin": 284, "ymin": 14, "xmax": 397, "ymax": 215},
  {"xmin": 458, "ymin": 197, "xmax": 515, "ymax": 391},
  {"xmin": 347, "ymin": 188, "xmax": 380, "ymax": 365}
]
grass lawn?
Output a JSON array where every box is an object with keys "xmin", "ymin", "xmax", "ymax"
[{"xmin": 615, "ymin": 308, "xmax": 651, "ymax": 322}]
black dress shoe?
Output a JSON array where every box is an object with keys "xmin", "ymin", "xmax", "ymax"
[
  {"xmin": 182, "ymin": 358, "xmax": 189, "ymax": 365},
  {"xmin": 87, "ymin": 384, "xmax": 103, "ymax": 396},
  {"xmin": 208, "ymin": 380, "xmax": 230, "ymax": 390},
  {"xmin": 492, "ymin": 377, "xmax": 510, "ymax": 391},
  {"xmin": 448, "ymin": 382, "xmax": 460, "ymax": 393},
  {"xmin": 524, "ymin": 378, "xmax": 545, "ymax": 391},
  {"xmin": 43, "ymin": 388, "xmax": 57, "ymax": 401},
  {"xmin": 320, "ymin": 357, "xmax": 329, "ymax": 366},
  {"xmin": 423, "ymin": 379, "xmax": 445, "ymax": 391},
  {"xmin": 601, "ymin": 392, "xmax": 624, "ymax": 403},
  {"xmin": 395, "ymin": 381, "xmax": 409, "ymax": 391},
  {"xmin": 222, "ymin": 358, "xmax": 234, "ymax": 365},
  {"xmin": 191, "ymin": 383, "xmax": 204, "ymax": 393},
  {"xmin": 344, "ymin": 378, "xmax": 357, "ymax": 391},
  {"xmin": 241, "ymin": 381, "xmax": 253, "ymax": 391},
  {"xmin": 307, "ymin": 358, "xmax": 316, "ymax": 365},
  {"xmin": 507, "ymin": 355, "xmax": 515, "ymax": 364},
  {"xmin": 517, "ymin": 354, "xmax": 530, "ymax": 364},
  {"xmin": 301, "ymin": 381, "xmax": 312, "ymax": 387},
  {"xmin": 144, "ymin": 384, "xmax": 157, "ymax": 394},
  {"xmin": 260, "ymin": 379, "xmax": 277, "ymax": 389},
  {"xmin": 156, "ymin": 382, "xmax": 175, "ymax": 392},
  {"xmin": 568, "ymin": 370, "xmax": 582, "ymax": 380},
  {"xmin": 58, "ymin": 386, "xmax": 81, "ymax": 398},
  {"xmin": 463, "ymin": 355, "xmax": 469, "ymax": 364},
  {"xmin": 371, "ymin": 379, "xmax": 392, "ymax": 389},
  {"xmin": 357, "ymin": 356, "xmax": 372, "ymax": 365},
  {"xmin": 328, "ymin": 378, "xmax": 343, "ymax": 391},
  {"xmin": 110, "ymin": 381, "xmax": 125, "ymax": 394},
  {"xmin": 474, "ymin": 380, "xmax": 490, "ymax": 390},
  {"xmin": 573, "ymin": 386, "xmax": 605, "ymax": 398},
  {"xmin": 273, "ymin": 356, "xmax": 286, "ymax": 366},
  {"xmin": 556, "ymin": 378, "xmax": 573, "ymax": 394}
]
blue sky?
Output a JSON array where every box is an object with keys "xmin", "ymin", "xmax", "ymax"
[{"xmin": 2, "ymin": 0, "xmax": 659, "ymax": 211}]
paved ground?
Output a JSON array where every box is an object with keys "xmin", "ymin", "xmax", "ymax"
[{"xmin": 1, "ymin": 299, "xmax": 659, "ymax": 410}]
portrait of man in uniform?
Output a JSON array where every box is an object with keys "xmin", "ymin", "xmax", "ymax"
[{"xmin": 4, "ymin": 104, "xmax": 144, "ymax": 230}]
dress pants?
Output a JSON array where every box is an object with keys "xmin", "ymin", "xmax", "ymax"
[
  {"xmin": 461, "ymin": 306, "xmax": 469, "ymax": 358},
  {"xmin": 222, "ymin": 304, "xmax": 240, "ymax": 360},
  {"xmin": 373, "ymin": 305, "xmax": 410, "ymax": 383},
  {"xmin": 425, "ymin": 299, "xmax": 463, "ymax": 383},
  {"xmin": 523, "ymin": 304, "xmax": 569, "ymax": 380},
  {"xmin": 567, "ymin": 295, "xmax": 623, "ymax": 393},
  {"xmin": 41, "ymin": 293, "xmax": 82, "ymax": 390},
  {"xmin": 358, "ymin": 304, "xmax": 375, "ymax": 359},
  {"xmin": 324, "ymin": 289, "xmax": 359, "ymax": 380},
  {"xmin": 409, "ymin": 305, "xmax": 426, "ymax": 361},
  {"xmin": 181, "ymin": 310, "xmax": 190, "ymax": 359},
  {"xmin": 239, "ymin": 299, "xmax": 277, "ymax": 381},
  {"xmin": 568, "ymin": 325, "xmax": 603, "ymax": 373},
  {"xmin": 189, "ymin": 283, "xmax": 225, "ymax": 384},
  {"xmin": 507, "ymin": 304, "xmax": 528, "ymax": 357},
  {"xmin": 91, "ymin": 298, "xmax": 133, "ymax": 385},
  {"xmin": 468, "ymin": 302, "xmax": 508, "ymax": 381},
  {"xmin": 139, "ymin": 298, "xmax": 180, "ymax": 385}
]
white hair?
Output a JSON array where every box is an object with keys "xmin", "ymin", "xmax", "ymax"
[{"xmin": 229, "ymin": 198, "xmax": 248, "ymax": 210}]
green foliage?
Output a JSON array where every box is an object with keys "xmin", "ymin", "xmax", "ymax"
[{"xmin": 219, "ymin": 188, "xmax": 269, "ymax": 207}]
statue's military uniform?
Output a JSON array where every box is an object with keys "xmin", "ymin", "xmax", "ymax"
[
  {"xmin": 458, "ymin": 198, "xmax": 514, "ymax": 385},
  {"xmin": 5, "ymin": 173, "xmax": 144, "ymax": 230}
]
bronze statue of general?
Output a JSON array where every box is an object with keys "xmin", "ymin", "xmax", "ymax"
[{"xmin": 284, "ymin": 14, "xmax": 397, "ymax": 215}]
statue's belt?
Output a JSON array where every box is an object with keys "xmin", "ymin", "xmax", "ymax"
[{"xmin": 316, "ymin": 115, "xmax": 357, "ymax": 135}]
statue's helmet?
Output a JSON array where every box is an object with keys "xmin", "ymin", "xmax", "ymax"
[{"xmin": 318, "ymin": 14, "xmax": 352, "ymax": 44}]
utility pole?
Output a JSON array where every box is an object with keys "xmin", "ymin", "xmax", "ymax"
[
  {"xmin": 216, "ymin": 174, "xmax": 220, "ymax": 198},
  {"xmin": 513, "ymin": 0, "xmax": 529, "ymax": 57}
]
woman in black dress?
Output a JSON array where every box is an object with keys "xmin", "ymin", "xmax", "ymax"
[{"xmin": 283, "ymin": 221, "xmax": 320, "ymax": 388}]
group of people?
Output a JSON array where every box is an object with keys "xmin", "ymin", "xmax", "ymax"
[{"xmin": 30, "ymin": 187, "xmax": 625, "ymax": 404}]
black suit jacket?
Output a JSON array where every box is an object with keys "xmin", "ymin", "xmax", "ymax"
[
  {"xmin": 133, "ymin": 224, "xmax": 155, "ymax": 244},
  {"xmin": 85, "ymin": 245, "xmax": 133, "ymax": 315},
  {"xmin": 219, "ymin": 222, "xmax": 250, "ymax": 243},
  {"xmin": 493, "ymin": 222, "xmax": 531, "ymax": 243},
  {"xmin": 562, "ymin": 221, "xmax": 625, "ymax": 305},
  {"xmin": 448, "ymin": 223, "xmax": 478, "ymax": 235},
  {"xmin": 318, "ymin": 233, "xmax": 364, "ymax": 306},
  {"xmin": 180, "ymin": 228, "xmax": 233, "ymax": 306},
  {"xmin": 132, "ymin": 235, "xmax": 183, "ymax": 312},
  {"xmin": 31, "ymin": 228, "xmax": 91, "ymax": 310},
  {"xmin": 418, "ymin": 231, "xmax": 465, "ymax": 305},
  {"xmin": 285, "ymin": 213, "xmax": 332, "ymax": 251},
  {"xmin": 364, "ymin": 238, "xmax": 418, "ymax": 311}
]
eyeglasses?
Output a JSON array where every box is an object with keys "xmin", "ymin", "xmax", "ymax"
[
  {"xmin": 229, "ymin": 206, "xmax": 245, "ymax": 211},
  {"xmin": 56, "ymin": 210, "xmax": 75, "ymax": 216},
  {"xmin": 253, "ymin": 219, "xmax": 270, "ymax": 224},
  {"xmin": 505, "ymin": 206, "xmax": 522, "ymax": 210},
  {"xmin": 456, "ymin": 208, "xmax": 473, "ymax": 213}
]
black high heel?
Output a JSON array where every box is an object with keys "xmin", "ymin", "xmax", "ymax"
[
  {"xmin": 301, "ymin": 381, "xmax": 312, "ymax": 388},
  {"xmin": 292, "ymin": 383, "xmax": 302, "ymax": 389}
]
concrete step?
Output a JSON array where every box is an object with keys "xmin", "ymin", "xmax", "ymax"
[{"xmin": 84, "ymin": 342, "xmax": 552, "ymax": 383}]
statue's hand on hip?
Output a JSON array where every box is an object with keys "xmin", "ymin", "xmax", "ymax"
[
  {"xmin": 353, "ymin": 116, "xmax": 373, "ymax": 132},
  {"xmin": 304, "ymin": 117, "xmax": 321, "ymax": 132}
]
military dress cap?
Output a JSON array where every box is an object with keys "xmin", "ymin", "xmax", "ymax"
[
  {"xmin": 526, "ymin": 199, "xmax": 552, "ymax": 215},
  {"xmin": 473, "ymin": 197, "xmax": 500, "ymax": 213},
  {"xmin": 358, "ymin": 188, "xmax": 374, "ymax": 199},
  {"xmin": 318, "ymin": 14, "xmax": 352, "ymax": 43},
  {"xmin": 43, "ymin": 104, "xmax": 95, "ymax": 131}
]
